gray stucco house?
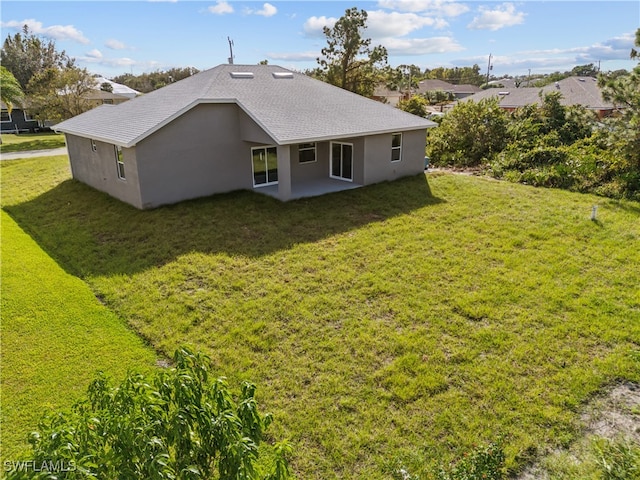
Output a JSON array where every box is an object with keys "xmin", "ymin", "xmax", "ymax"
[{"xmin": 54, "ymin": 64, "xmax": 436, "ymax": 209}]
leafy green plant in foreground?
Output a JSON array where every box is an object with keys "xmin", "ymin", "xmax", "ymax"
[{"xmin": 5, "ymin": 347, "xmax": 291, "ymax": 480}]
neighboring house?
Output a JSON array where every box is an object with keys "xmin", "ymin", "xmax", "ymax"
[
  {"xmin": 373, "ymin": 79, "xmax": 481, "ymax": 105},
  {"xmin": 87, "ymin": 77, "xmax": 141, "ymax": 107},
  {"xmin": 1, "ymin": 78, "xmax": 139, "ymax": 133},
  {"xmin": 85, "ymin": 90, "xmax": 132, "ymax": 107},
  {"xmin": 1, "ymin": 102, "xmax": 40, "ymax": 133},
  {"xmin": 459, "ymin": 76, "xmax": 618, "ymax": 118},
  {"xmin": 372, "ymin": 85, "xmax": 405, "ymax": 106},
  {"xmin": 416, "ymin": 80, "xmax": 481, "ymax": 99},
  {"xmin": 54, "ymin": 64, "xmax": 436, "ymax": 209},
  {"xmin": 93, "ymin": 76, "xmax": 140, "ymax": 99}
]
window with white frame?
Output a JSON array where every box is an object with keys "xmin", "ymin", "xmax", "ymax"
[
  {"xmin": 1, "ymin": 110, "xmax": 11, "ymax": 122},
  {"xmin": 298, "ymin": 142, "xmax": 316, "ymax": 163},
  {"xmin": 391, "ymin": 133, "xmax": 402, "ymax": 162},
  {"xmin": 115, "ymin": 146, "xmax": 125, "ymax": 180}
]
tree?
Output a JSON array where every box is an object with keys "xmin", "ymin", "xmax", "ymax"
[
  {"xmin": 0, "ymin": 66, "xmax": 24, "ymax": 112},
  {"xmin": 1, "ymin": 25, "xmax": 73, "ymax": 90},
  {"xmin": 27, "ymin": 66, "xmax": 98, "ymax": 122},
  {"xmin": 385, "ymin": 64, "xmax": 421, "ymax": 96},
  {"xmin": 597, "ymin": 27, "xmax": 640, "ymax": 194},
  {"xmin": 571, "ymin": 63, "xmax": 599, "ymax": 77},
  {"xmin": 112, "ymin": 67, "xmax": 199, "ymax": 93},
  {"xmin": 426, "ymin": 98, "xmax": 508, "ymax": 167},
  {"xmin": 397, "ymin": 95, "xmax": 429, "ymax": 117},
  {"xmin": 100, "ymin": 81, "xmax": 113, "ymax": 93},
  {"xmin": 316, "ymin": 7, "xmax": 388, "ymax": 97},
  {"xmin": 7, "ymin": 347, "xmax": 291, "ymax": 480},
  {"xmin": 425, "ymin": 65, "xmax": 484, "ymax": 86}
]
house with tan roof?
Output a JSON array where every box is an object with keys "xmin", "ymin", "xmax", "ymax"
[
  {"xmin": 458, "ymin": 76, "xmax": 618, "ymax": 118},
  {"xmin": 54, "ymin": 64, "xmax": 436, "ymax": 209}
]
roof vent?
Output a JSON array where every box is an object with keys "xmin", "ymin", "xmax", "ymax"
[
  {"xmin": 272, "ymin": 72, "xmax": 294, "ymax": 79},
  {"xmin": 230, "ymin": 72, "xmax": 254, "ymax": 79}
]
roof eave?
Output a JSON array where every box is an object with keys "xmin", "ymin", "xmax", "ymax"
[{"xmin": 279, "ymin": 124, "xmax": 436, "ymax": 146}]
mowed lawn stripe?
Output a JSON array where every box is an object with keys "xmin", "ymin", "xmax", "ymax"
[{"xmin": 0, "ymin": 210, "xmax": 157, "ymax": 460}]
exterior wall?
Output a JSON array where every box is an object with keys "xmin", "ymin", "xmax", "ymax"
[
  {"xmin": 362, "ymin": 129, "xmax": 427, "ymax": 185},
  {"xmin": 288, "ymin": 140, "xmax": 365, "ymax": 184},
  {"xmin": 66, "ymin": 134, "xmax": 144, "ymax": 208},
  {"xmin": 135, "ymin": 103, "xmax": 273, "ymax": 209},
  {"xmin": 289, "ymin": 142, "xmax": 329, "ymax": 182},
  {"xmin": 1, "ymin": 109, "xmax": 40, "ymax": 132},
  {"xmin": 65, "ymin": 108, "xmax": 428, "ymax": 209}
]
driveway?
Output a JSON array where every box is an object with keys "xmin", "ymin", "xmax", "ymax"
[{"xmin": 0, "ymin": 147, "xmax": 68, "ymax": 161}]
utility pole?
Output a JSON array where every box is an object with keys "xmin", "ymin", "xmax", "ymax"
[
  {"xmin": 228, "ymin": 37, "xmax": 234, "ymax": 65},
  {"xmin": 486, "ymin": 53, "xmax": 493, "ymax": 85}
]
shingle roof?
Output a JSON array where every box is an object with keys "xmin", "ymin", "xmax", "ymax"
[
  {"xmin": 459, "ymin": 76, "xmax": 616, "ymax": 111},
  {"xmin": 55, "ymin": 64, "xmax": 435, "ymax": 148}
]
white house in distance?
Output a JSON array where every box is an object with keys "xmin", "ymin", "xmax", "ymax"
[{"xmin": 54, "ymin": 64, "xmax": 436, "ymax": 209}]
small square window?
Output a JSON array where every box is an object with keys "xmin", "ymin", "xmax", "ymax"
[
  {"xmin": 299, "ymin": 142, "xmax": 316, "ymax": 163},
  {"xmin": 391, "ymin": 133, "xmax": 402, "ymax": 162}
]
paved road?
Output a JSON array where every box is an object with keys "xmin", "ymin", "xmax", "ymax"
[{"xmin": 0, "ymin": 147, "xmax": 68, "ymax": 161}]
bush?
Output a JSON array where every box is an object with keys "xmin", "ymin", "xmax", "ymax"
[
  {"xmin": 426, "ymin": 98, "xmax": 508, "ymax": 168},
  {"xmin": 5, "ymin": 348, "xmax": 291, "ymax": 480}
]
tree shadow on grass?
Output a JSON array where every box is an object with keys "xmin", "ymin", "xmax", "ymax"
[{"xmin": 4, "ymin": 174, "xmax": 444, "ymax": 278}]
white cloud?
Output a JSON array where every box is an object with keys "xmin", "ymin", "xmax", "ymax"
[
  {"xmin": 267, "ymin": 51, "xmax": 319, "ymax": 62},
  {"xmin": 367, "ymin": 10, "xmax": 448, "ymax": 38},
  {"xmin": 105, "ymin": 39, "xmax": 129, "ymax": 50},
  {"xmin": 245, "ymin": 3, "xmax": 277, "ymax": 17},
  {"xmin": 85, "ymin": 49, "xmax": 103, "ymax": 60},
  {"xmin": 377, "ymin": 0, "xmax": 469, "ymax": 17},
  {"xmin": 384, "ymin": 36, "xmax": 465, "ymax": 55},
  {"xmin": 1, "ymin": 18, "xmax": 90, "ymax": 44},
  {"xmin": 467, "ymin": 3, "xmax": 525, "ymax": 31},
  {"xmin": 303, "ymin": 16, "xmax": 337, "ymax": 37},
  {"xmin": 452, "ymin": 32, "xmax": 636, "ymax": 75},
  {"xmin": 304, "ymin": 9, "xmax": 448, "ymax": 42},
  {"xmin": 208, "ymin": 1, "xmax": 233, "ymax": 15},
  {"xmin": 80, "ymin": 53, "xmax": 139, "ymax": 68}
]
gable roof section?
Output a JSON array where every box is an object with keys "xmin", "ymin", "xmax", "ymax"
[{"xmin": 55, "ymin": 65, "xmax": 435, "ymax": 148}]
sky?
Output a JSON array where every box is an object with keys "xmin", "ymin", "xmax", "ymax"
[{"xmin": 2, "ymin": 1, "xmax": 639, "ymax": 80}]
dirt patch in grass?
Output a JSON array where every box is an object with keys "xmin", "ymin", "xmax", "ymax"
[
  {"xmin": 517, "ymin": 381, "xmax": 640, "ymax": 479},
  {"xmin": 584, "ymin": 381, "xmax": 640, "ymax": 442}
]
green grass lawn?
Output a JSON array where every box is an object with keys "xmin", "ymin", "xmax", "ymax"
[
  {"xmin": 2, "ymin": 156, "xmax": 639, "ymax": 478},
  {"xmin": 0, "ymin": 157, "xmax": 157, "ymax": 461},
  {"xmin": 0, "ymin": 132, "xmax": 65, "ymax": 153}
]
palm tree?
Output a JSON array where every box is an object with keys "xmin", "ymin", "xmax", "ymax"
[
  {"xmin": 1, "ymin": 66, "xmax": 24, "ymax": 142},
  {"xmin": 1, "ymin": 66, "xmax": 25, "ymax": 113}
]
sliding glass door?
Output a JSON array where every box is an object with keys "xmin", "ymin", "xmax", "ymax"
[
  {"xmin": 252, "ymin": 146, "xmax": 278, "ymax": 187},
  {"xmin": 330, "ymin": 142, "xmax": 353, "ymax": 181}
]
